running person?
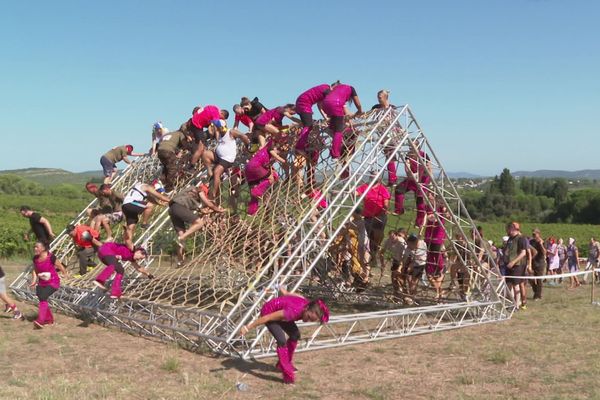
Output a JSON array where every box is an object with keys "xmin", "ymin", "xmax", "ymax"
[
  {"xmin": 0, "ymin": 265, "xmax": 23, "ymax": 320},
  {"xmin": 245, "ymin": 139, "xmax": 288, "ymax": 215},
  {"xmin": 100, "ymin": 144, "xmax": 144, "ymax": 184},
  {"xmin": 121, "ymin": 182, "xmax": 171, "ymax": 250},
  {"xmin": 30, "ymin": 241, "xmax": 68, "ymax": 328},
  {"xmin": 240, "ymin": 288, "xmax": 329, "ymax": 384},
  {"xmin": 20, "ymin": 206, "xmax": 55, "ymax": 245},
  {"xmin": 294, "ymin": 83, "xmax": 332, "ymax": 153},
  {"xmin": 321, "ymin": 82, "xmax": 363, "ymax": 159},
  {"xmin": 201, "ymin": 124, "xmax": 250, "ymax": 199},
  {"xmin": 93, "ymin": 242, "xmax": 153, "ymax": 299}
]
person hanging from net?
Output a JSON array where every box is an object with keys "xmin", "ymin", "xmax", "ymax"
[
  {"xmin": 251, "ymin": 104, "xmax": 300, "ymax": 153},
  {"xmin": 100, "ymin": 144, "xmax": 145, "ymax": 184},
  {"xmin": 201, "ymin": 120, "xmax": 250, "ymax": 200},
  {"xmin": 403, "ymin": 234, "xmax": 427, "ymax": 304},
  {"xmin": 381, "ymin": 228, "xmax": 407, "ymax": 301},
  {"xmin": 423, "ymin": 194, "xmax": 449, "ymax": 302},
  {"xmin": 66, "ymin": 223, "xmax": 102, "ymax": 278},
  {"xmin": 244, "ymin": 137, "xmax": 289, "ymax": 215},
  {"xmin": 240, "ymin": 287, "xmax": 329, "ymax": 384},
  {"xmin": 30, "ymin": 241, "xmax": 68, "ymax": 328},
  {"xmin": 85, "ymin": 183, "xmax": 124, "ymax": 241},
  {"xmin": 188, "ymin": 105, "xmax": 230, "ymax": 169},
  {"xmin": 93, "ymin": 242, "xmax": 153, "ymax": 299},
  {"xmin": 121, "ymin": 182, "xmax": 171, "ymax": 250},
  {"xmin": 393, "ymin": 143, "xmax": 432, "ymax": 229},
  {"xmin": 169, "ymin": 183, "xmax": 225, "ymax": 265},
  {"xmin": 321, "ymin": 81, "xmax": 362, "ymax": 159}
]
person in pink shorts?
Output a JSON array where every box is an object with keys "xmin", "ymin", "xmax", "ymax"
[
  {"xmin": 394, "ymin": 145, "xmax": 432, "ymax": 228},
  {"xmin": 294, "ymin": 83, "xmax": 333, "ymax": 152},
  {"xmin": 30, "ymin": 241, "xmax": 68, "ymax": 329},
  {"xmin": 321, "ymin": 82, "xmax": 363, "ymax": 158},
  {"xmin": 245, "ymin": 139, "xmax": 288, "ymax": 215},
  {"xmin": 241, "ymin": 287, "xmax": 329, "ymax": 384},
  {"xmin": 93, "ymin": 242, "xmax": 154, "ymax": 299}
]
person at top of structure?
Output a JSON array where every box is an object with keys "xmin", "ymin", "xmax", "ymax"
[
  {"xmin": 20, "ymin": 206, "xmax": 55, "ymax": 245},
  {"xmin": 370, "ymin": 89, "xmax": 399, "ymax": 186},
  {"xmin": 370, "ymin": 89, "xmax": 397, "ymax": 110},
  {"xmin": 100, "ymin": 144, "xmax": 145, "ymax": 184},
  {"xmin": 0, "ymin": 264, "xmax": 23, "ymax": 320},
  {"xmin": 321, "ymin": 81, "xmax": 363, "ymax": 159},
  {"xmin": 151, "ymin": 121, "xmax": 169, "ymax": 155},
  {"xmin": 240, "ymin": 287, "xmax": 329, "ymax": 384},
  {"xmin": 85, "ymin": 182, "xmax": 124, "ymax": 241},
  {"xmin": 232, "ymin": 104, "xmax": 255, "ymax": 133},
  {"xmin": 66, "ymin": 223, "xmax": 102, "ymax": 277},
  {"xmin": 504, "ymin": 222, "xmax": 528, "ymax": 310},
  {"xmin": 169, "ymin": 182, "xmax": 225, "ymax": 265},
  {"xmin": 244, "ymin": 137, "xmax": 289, "ymax": 215},
  {"xmin": 121, "ymin": 182, "xmax": 171, "ymax": 250},
  {"xmin": 239, "ymin": 96, "xmax": 268, "ymax": 122},
  {"xmin": 201, "ymin": 121, "xmax": 251, "ymax": 199},
  {"xmin": 30, "ymin": 241, "xmax": 68, "ymax": 329},
  {"xmin": 294, "ymin": 83, "xmax": 335, "ymax": 153},
  {"xmin": 93, "ymin": 242, "xmax": 153, "ymax": 299},
  {"xmin": 356, "ymin": 174, "xmax": 391, "ymax": 282},
  {"xmin": 188, "ymin": 105, "xmax": 230, "ymax": 167},
  {"xmin": 251, "ymin": 104, "xmax": 300, "ymax": 152},
  {"xmin": 393, "ymin": 143, "xmax": 432, "ymax": 228}
]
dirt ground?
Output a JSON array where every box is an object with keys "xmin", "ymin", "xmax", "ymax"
[{"xmin": 2, "ymin": 262, "xmax": 600, "ymax": 400}]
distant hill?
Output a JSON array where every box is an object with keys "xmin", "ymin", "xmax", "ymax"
[
  {"xmin": 512, "ymin": 170, "xmax": 600, "ymax": 180},
  {"xmin": 0, "ymin": 168, "xmax": 103, "ymax": 186},
  {"xmin": 447, "ymin": 172, "xmax": 483, "ymax": 179}
]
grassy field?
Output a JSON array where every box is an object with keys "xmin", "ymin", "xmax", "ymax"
[{"xmin": 2, "ymin": 263, "xmax": 600, "ymax": 400}]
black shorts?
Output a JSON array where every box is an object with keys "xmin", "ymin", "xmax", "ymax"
[
  {"xmin": 215, "ymin": 154, "xmax": 235, "ymax": 170},
  {"xmin": 298, "ymin": 112, "xmax": 314, "ymax": 127},
  {"xmin": 506, "ymin": 263, "xmax": 526, "ymax": 284},
  {"xmin": 411, "ymin": 264, "xmax": 426, "ymax": 278},
  {"xmin": 168, "ymin": 202, "xmax": 199, "ymax": 232},
  {"xmin": 190, "ymin": 126, "xmax": 208, "ymax": 146},
  {"xmin": 122, "ymin": 203, "xmax": 146, "ymax": 225},
  {"xmin": 253, "ymin": 123, "xmax": 266, "ymax": 132},
  {"xmin": 364, "ymin": 214, "xmax": 387, "ymax": 233},
  {"xmin": 329, "ymin": 115, "xmax": 345, "ymax": 132}
]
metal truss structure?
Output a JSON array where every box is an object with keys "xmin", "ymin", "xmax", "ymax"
[{"xmin": 11, "ymin": 106, "xmax": 514, "ymax": 359}]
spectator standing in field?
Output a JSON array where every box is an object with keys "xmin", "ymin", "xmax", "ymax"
[
  {"xmin": 504, "ymin": 222, "xmax": 528, "ymax": 310},
  {"xmin": 557, "ymin": 238, "xmax": 567, "ymax": 274},
  {"xmin": 566, "ymin": 238, "xmax": 581, "ymax": 289},
  {"xmin": 583, "ymin": 237, "xmax": 600, "ymax": 284},
  {"xmin": 529, "ymin": 228, "xmax": 547, "ymax": 301},
  {"xmin": 321, "ymin": 82, "xmax": 363, "ymax": 158},
  {"xmin": 100, "ymin": 144, "xmax": 145, "ymax": 184},
  {"xmin": 20, "ymin": 206, "xmax": 55, "ymax": 245},
  {"xmin": 546, "ymin": 237, "xmax": 560, "ymax": 285},
  {"xmin": 0, "ymin": 265, "xmax": 23, "ymax": 320}
]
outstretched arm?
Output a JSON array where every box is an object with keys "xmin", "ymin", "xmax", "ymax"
[
  {"xmin": 241, "ymin": 310, "xmax": 285, "ymax": 335},
  {"xmin": 199, "ymin": 191, "xmax": 225, "ymax": 213},
  {"xmin": 132, "ymin": 261, "xmax": 154, "ymax": 279}
]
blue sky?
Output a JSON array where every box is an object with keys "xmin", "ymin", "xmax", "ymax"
[{"xmin": 1, "ymin": 1, "xmax": 598, "ymax": 176}]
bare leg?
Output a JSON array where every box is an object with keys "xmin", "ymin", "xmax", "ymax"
[
  {"xmin": 124, "ymin": 223, "xmax": 136, "ymax": 250},
  {"xmin": 141, "ymin": 203, "xmax": 155, "ymax": 225},
  {"xmin": 202, "ymin": 150, "xmax": 215, "ymax": 178},
  {"xmin": 211, "ymin": 164, "xmax": 225, "ymax": 200},
  {"xmin": 178, "ymin": 217, "xmax": 207, "ymax": 241}
]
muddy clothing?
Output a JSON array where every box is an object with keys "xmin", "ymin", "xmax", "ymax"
[
  {"xmin": 96, "ymin": 190, "xmax": 124, "ymax": 213},
  {"xmin": 158, "ymin": 131, "xmax": 186, "ymax": 153},
  {"xmin": 103, "ymin": 146, "xmax": 128, "ymax": 163}
]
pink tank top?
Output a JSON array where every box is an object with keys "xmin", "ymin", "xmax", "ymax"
[
  {"xmin": 33, "ymin": 253, "xmax": 60, "ymax": 288},
  {"xmin": 296, "ymin": 84, "xmax": 330, "ymax": 113},
  {"xmin": 261, "ymin": 295, "xmax": 310, "ymax": 322}
]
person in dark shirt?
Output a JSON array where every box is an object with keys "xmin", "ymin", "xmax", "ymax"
[
  {"xmin": 370, "ymin": 89, "xmax": 396, "ymax": 110},
  {"xmin": 240, "ymin": 96, "xmax": 267, "ymax": 121},
  {"xmin": 20, "ymin": 206, "xmax": 55, "ymax": 245},
  {"xmin": 504, "ymin": 222, "xmax": 529, "ymax": 310},
  {"xmin": 529, "ymin": 228, "xmax": 547, "ymax": 300}
]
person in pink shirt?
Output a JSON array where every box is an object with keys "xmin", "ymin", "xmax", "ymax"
[
  {"xmin": 423, "ymin": 197, "xmax": 449, "ymax": 301},
  {"xmin": 241, "ymin": 287, "xmax": 329, "ymax": 384},
  {"xmin": 93, "ymin": 242, "xmax": 154, "ymax": 299},
  {"xmin": 294, "ymin": 83, "xmax": 333, "ymax": 152},
  {"xmin": 251, "ymin": 104, "xmax": 300, "ymax": 152},
  {"xmin": 244, "ymin": 139, "xmax": 288, "ymax": 215},
  {"xmin": 30, "ymin": 241, "xmax": 68, "ymax": 329},
  {"xmin": 356, "ymin": 177, "xmax": 390, "ymax": 278},
  {"xmin": 232, "ymin": 107, "xmax": 254, "ymax": 133},
  {"xmin": 321, "ymin": 82, "xmax": 363, "ymax": 158},
  {"xmin": 188, "ymin": 105, "xmax": 230, "ymax": 166},
  {"xmin": 394, "ymin": 145, "xmax": 432, "ymax": 228}
]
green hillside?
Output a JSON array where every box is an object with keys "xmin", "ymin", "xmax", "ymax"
[{"xmin": 0, "ymin": 168, "xmax": 103, "ymax": 186}]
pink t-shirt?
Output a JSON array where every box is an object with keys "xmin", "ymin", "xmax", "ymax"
[
  {"xmin": 192, "ymin": 105, "xmax": 221, "ymax": 129},
  {"xmin": 407, "ymin": 150, "xmax": 430, "ymax": 183},
  {"xmin": 255, "ymin": 107, "xmax": 284, "ymax": 126},
  {"xmin": 235, "ymin": 113, "xmax": 253, "ymax": 128},
  {"xmin": 33, "ymin": 253, "xmax": 60, "ymax": 289},
  {"xmin": 98, "ymin": 242, "xmax": 135, "ymax": 261},
  {"xmin": 424, "ymin": 207, "xmax": 446, "ymax": 245},
  {"xmin": 261, "ymin": 295, "xmax": 310, "ymax": 322},
  {"xmin": 245, "ymin": 140, "xmax": 273, "ymax": 182},
  {"xmin": 296, "ymin": 84, "xmax": 330, "ymax": 114},
  {"xmin": 356, "ymin": 183, "xmax": 390, "ymax": 218},
  {"xmin": 322, "ymin": 84, "xmax": 355, "ymax": 117}
]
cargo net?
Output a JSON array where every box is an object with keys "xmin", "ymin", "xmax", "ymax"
[{"xmin": 56, "ymin": 108, "xmax": 499, "ymax": 316}]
